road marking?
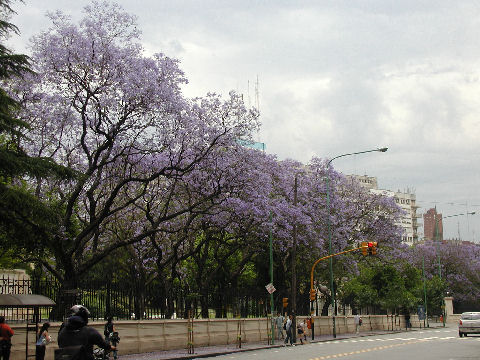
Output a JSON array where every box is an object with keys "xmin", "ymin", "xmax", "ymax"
[
  {"xmin": 308, "ymin": 338, "xmax": 445, "ymax": 360},
  {"xmin": 419, "ymin": 336, "xmax": 439, "ymax": 340}
]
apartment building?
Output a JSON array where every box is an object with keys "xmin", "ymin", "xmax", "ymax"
[
  {"xmin": 423, "ymin": 207, "xmax": 443, "ymax": 241},
  {"xmin": 347, "ymin": 174, "xmax": 420, "ymax": 245}
]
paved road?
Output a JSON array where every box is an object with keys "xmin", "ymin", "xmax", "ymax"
[{"xmin": 208, "ymin": 327, "xmax": 479, "ymax": 360}]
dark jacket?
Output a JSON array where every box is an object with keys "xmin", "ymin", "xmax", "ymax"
[{"xmin": 58, "ymin": 316, "xmax": 110, "ymax": 359}]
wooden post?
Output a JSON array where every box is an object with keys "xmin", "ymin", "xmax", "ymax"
[
  {"xmin": 187, "ymin": 310, "xmax": 194, "ymax": 354},
  {"xmin": 237, "ymin": 318, "xmax": 242, "ymax": 348}
]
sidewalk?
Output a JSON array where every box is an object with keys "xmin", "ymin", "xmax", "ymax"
[{"xmin": 120, "ymin": 325, "xmax": 444, "ymax": 360}]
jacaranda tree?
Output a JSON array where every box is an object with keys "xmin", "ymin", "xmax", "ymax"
[
  {"xmin": 13, "ymin": 2, "xmax": 259, "ymax": 289},
  {"xmin": 6, "ymin": 0, "xmax": 415, "ymax": 319}
]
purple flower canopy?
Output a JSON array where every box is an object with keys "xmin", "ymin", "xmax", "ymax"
[
  {"xmin": 13, "ymin": 1, "xmax": 429, "ymax": 293},
  {"xmin": 408, "ymin": 241, "xmax": 480, "ymax": 302}
]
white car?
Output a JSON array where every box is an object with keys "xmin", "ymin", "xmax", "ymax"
[{"xmin": 458, "ymin": 312, "xmax": 480, "ymax": 337}]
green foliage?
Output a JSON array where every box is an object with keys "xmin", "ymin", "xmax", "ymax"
[
  {"xmin": 340, "ymin": 262, "xmax": 423, "ymax": 313},
  {"xmin": 0, "ymin": 0, "xmax": 75, "ymax": 266},
  {"xmin": 0, "ymin": 245, "xmax": 30, "ymax": 270},
  {"xmin": 424, "ymin": 275, "xmax": 447, "ymax": 315}
]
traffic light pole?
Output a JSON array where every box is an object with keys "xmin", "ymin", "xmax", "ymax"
[{"xmin": 309, "ymin": 244, "xmax": 372, "ymax": 339}]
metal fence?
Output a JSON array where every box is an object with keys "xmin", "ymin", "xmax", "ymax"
[{"xmin": 1, "ymin": 275, "xmax": 276, "ymax": 322}]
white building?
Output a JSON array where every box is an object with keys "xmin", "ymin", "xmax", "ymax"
[{"xmin": 347, "ymin": 175, "xmax": 421, "ymax": 245}]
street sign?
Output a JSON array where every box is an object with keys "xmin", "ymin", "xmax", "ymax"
[{"xmin": 265, "ymin": 283, "xmax": 276, "ymax": 294}]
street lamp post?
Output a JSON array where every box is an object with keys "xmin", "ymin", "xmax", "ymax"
[
  {"xmin": 434, "ymin": 211, "xmax": 476, "ymax": 279},
  {"xmin": 326, "ymin": 147, "xmax": 388, "ymax": 338},
  {"xmin": 433, "ymin": 211, "xmax": 475, "ymax": 326}
]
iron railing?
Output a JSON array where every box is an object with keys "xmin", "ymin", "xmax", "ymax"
[{"xmin": 1, "ymin": 275, "xmax": 278, "ymax": 322}]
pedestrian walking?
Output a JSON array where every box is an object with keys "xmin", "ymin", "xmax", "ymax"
[
  {"xmin": 405, "ymin": 313, "xmax": 411, "ymax": 329},
  {"xmin": 306, "ymin": 316, "xmax": 312, "ymax": 339},
  {"xmin": 297, "ymin": 323, "xmax": 304, "ymax": 345},
  {"xmin": 104, "ymin": 317, "xmax": 119, "ymax": 360},
  {"xmin": 354, "ymin": 314, "xmax": 362, "ymax": 334},
  {"xmin": 0, "ymin": 316, "xmax": 14, "ymax": 360},
  {"xmin": 284, "ymin": 315, "xmax": 293, "ymax": 346},
  {"xmin": 35, "ymin": 322, "xmax": 51, "ymax": 360},
  {"xmin": 301, "ymin": 319, "xmax": 308, "ymax": 340},
  {"xmin": 275, "ymin": 313, "xmax": 284, "ymax": 340}
]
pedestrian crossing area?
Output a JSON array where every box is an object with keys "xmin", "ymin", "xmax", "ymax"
[
  {"xmin": 312, "ymin": 330, "xmax": 480, "ymax": 346},
  {"xmin": 306, "ymin": 331, "xmax": 480, "ymax": 360}
]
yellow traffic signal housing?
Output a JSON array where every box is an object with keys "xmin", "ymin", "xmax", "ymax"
[
  {"xmin": 309, "ymin": 289, "xmax": 316, "ymax": 301},
  {"xmin": 361, "ymin": 241, "xmax": 368, "ymax": 256},
  {"xmin": 282, "ymin": 297, "xmax": 288, "ymax": 308}
]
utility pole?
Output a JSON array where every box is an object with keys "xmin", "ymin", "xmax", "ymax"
[
  {"xmin": 269, "ymin": 212, "xmax": 274, "ymax": 344},
  {"xmin": 291, "ymin": 175, "xmax": 298, "ymax": 344},
  {"xmin": 422, "ymin": 256, "xmax": 429, "ymax": 328}
]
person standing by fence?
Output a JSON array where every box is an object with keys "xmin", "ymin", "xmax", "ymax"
[
  {"xmin": 0, "ymin": 316, "xmax": 14, "ymax": 360},
  {"xmin": 275, "ymin": 313, "xmax": 284, "ymax": 340},
  {"xmin": 284, "ymin": 314, "xmax": 293, "ymax": 346},
  {"xmin": 354, "ymin": 314, "xmax": 362, "ymax": 334},
  {"xmin": 104, "ymin": 317, "xmax": 119, "ymax": 360},
  {"xmin": 35, "ymin": 322, "xmax": 51, "ymax": 360},
  {"xmin": 306, "ymin": 317, "xmax": 312, "ymax": 339}
]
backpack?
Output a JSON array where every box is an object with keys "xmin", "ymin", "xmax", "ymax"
[
  {"xmin": 109, "ymin": 331, "xmax": 120, "ymax": 345},
  {"xmin": 54, "ymin": 345, "xmax": 88, "ymax": 360}
]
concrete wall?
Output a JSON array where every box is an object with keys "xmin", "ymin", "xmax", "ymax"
[
  {"xmin": 447, "ymin": 314, "xmax": 460, "ymax": 324},
  {"xmin": 7, "ymin": 314, "xmax": 418, "ymax": 360}
]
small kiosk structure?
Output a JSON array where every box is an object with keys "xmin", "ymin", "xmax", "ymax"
[{"xmin": 0, "ymin": 294, "xmax": 56, "ymax": 360}]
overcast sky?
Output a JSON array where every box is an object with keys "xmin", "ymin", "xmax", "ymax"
[{"xmin": 7, "ymin": 0, "xmax": 480, "ymax": 241}]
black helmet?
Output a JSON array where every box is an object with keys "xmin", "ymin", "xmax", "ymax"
[{"xmin": 70, "ymin": 305, "xmax": 90, "ymax": 322}]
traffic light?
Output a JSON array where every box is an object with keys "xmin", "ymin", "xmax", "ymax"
[
  {"xmin": 361, "ymin": 241, "xmax": 368, "ymax": 256},
  {"xmin": 282, "ymin": 297, "xmax": 288, "ymax": 308},
  {"xmin": 309, "ymin": 289, "xmax": 316, "ymax": 301},
  {"xmin": 367, "ymin": 241, "xmax": 378, "ymax": 255}
]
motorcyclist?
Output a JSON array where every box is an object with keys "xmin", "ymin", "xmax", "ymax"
[{"xmin": 58, "ymin": 305, "xmax": 115, "ymax": 360}]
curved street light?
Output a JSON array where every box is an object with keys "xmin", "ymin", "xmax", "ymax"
[
  {"xmin": 434, "ymin": 211, "xmax": 476, "ymax": 279},
  {"xmin": 433, "ymin": 211, "xmax": 476, "ymax": 327},
  {"xmin": 326, "ymin": 147, "xmax": 388, "ymax": 338}
]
